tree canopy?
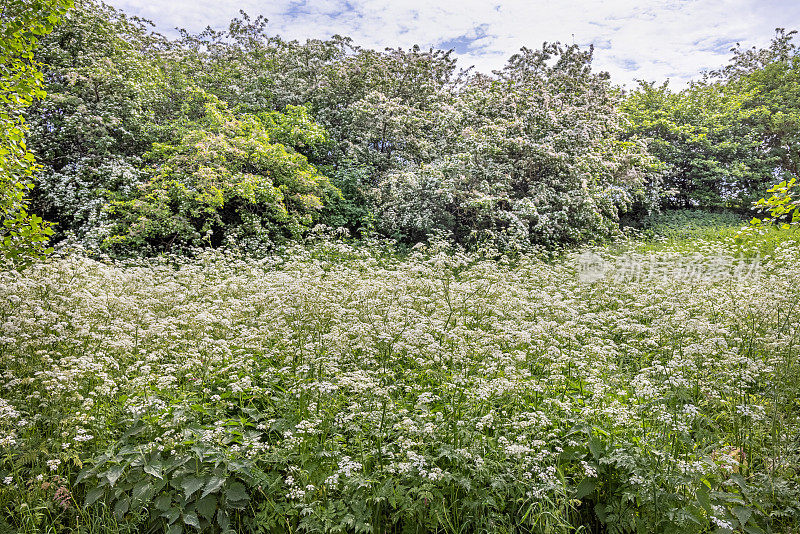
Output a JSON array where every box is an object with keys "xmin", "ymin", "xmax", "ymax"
[{"xmin": 5, "ymin": 1, "xmax": 798, "ymax": 257}]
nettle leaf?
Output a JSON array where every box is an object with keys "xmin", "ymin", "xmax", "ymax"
[
  {"xmin": 575, "ymin": 477, "xmax": 598, "ymax": 500},
  {"xmin": 202, "ymin": 476, "xmax": 225, "ymax": 498},
  {"xmin": 696, "ymin": 486, "xmax": 712, "ymax": 513},
  {"xmin": 84, "ymin": 487, "xmax": 105, "ymax": 507},
  {"xmin": 114, "ymin": 498, "xmax": 130, "ymax": 519},
  {"xmin": 143, "ymin": 462, "xmax": 164, "ymax": 479},
  {"xmin": 132, "ymin": 480, "xmax": 152, "ymax": 502},
  {"xmin": 196, "ymin": 494, "xmax": 218, "ymax": 519},
  {"xmin": 181, "ymin": 476, "xmax": 204, "ymax": 499},
  {"xmin": 225, "ymin": 482, "xmax": 249, "ymax": 506},
  {"xmin": 588, "ymin": 436, "xmax": 604, "ymax": 459},
  {"xmin": 75, "ymin": 466, "xmax": 96, "ymax": 485},
  {"xmin": 183, "ymin": 512, "xmax": 201, "ymax": 530},
  {"xmin": 732, "ymin": 505, "xmax": 752, "ymax": 527},
  {"xmin": 155, "ymin": 493, "xmax": 172, "ymax": 511},
  {"xmin": 217, "ymin": 509, "xmax": 231, "ymax": 530},
  {"xmin": 162, "ymin": 506, "xmax": 181, "ymax": 525},
  {"xmin": 104, "ymin": 465, "xmax": 125, "ymax": 487}
]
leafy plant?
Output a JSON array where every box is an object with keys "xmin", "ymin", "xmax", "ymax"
[
  {"xmin": 0, "ymin": 0, "xmax": 70, "ymax": 264},
  {"xmin": 103, "ymin": 89, "xmax": 339, "ymax": 254}
]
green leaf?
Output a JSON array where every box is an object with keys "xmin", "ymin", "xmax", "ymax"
[
  {"xmin": 575, "ymin": 477, "xmax": 597, "ymax": 500},
  {"xmin": 113, "ymin": 498, "xmax": 129, "ymax": 519},
  {"xmin": 201, "ymin": 476, "xmax": 225, "ymax": 498},
  {"xmin": 217, "ymin": 509, "xmax": 230, "ymax": 530},
  {"xmin": 588, "ymin": 436, "xmax": 603, "ymax": 459},
  {"xmin": 162, "ymin": 506, "xmax": 180, "ymax": 525},
  {"xmin": 84, "ymin": 487, "xmax": 105, "ymax": 506},
  {"xmin": 696, "ymin": 486, "xmax": 712, "ymax": 513},
  {"xmin": 196, "ymin": 494, "xmax": 217, "ymax": 519},
  {"xmin": 155, "ymin": 493, "xmax": 172, "ymax": 511},
  {"xmin": 225, "ymin": 482, "xmax": 249, "ymax": 505},
  {"xmin": 104, "ymin": 465, "xmax": 125, "ymax": 486},
  {"xmin": 730, "ymin": 473, "xmax": 747, "ymax": 491},
  {"xmin": 143, "ymin": 463, "xmax": 163, "ymax": 479},
  {"xmin": 132, "ymin": 480, "xmax": 151, "ymax": 502},
  {"xmin": 732, "ymin": 505, "xmax": 752, "ymax": 527},
  {"xmin": 183, "ymin": 512, "xmax": 201, "ymax": 530},
  {"xmin": 181, "ymin": 476, "xmax": 204, "ymax": 499}
]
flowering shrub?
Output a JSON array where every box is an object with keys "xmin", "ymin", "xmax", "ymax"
[
  {"xmin": 1, "ymin": 222, "xmax": 799, "ymax": 532},
  {"xmin": 375, "ymin": 45, "xmax": 660, "ymax": 250}
]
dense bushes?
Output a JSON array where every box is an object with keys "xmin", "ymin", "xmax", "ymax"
[
  {"xmin": 102, "ymin": 91, "xmax": 337, "ymax": 253},
  {"xmin": 375, "ymin": 48, "xmax": 659, "ymax": 249},
  {"xmin": 20, "ymin": 1, "xmax": 657, "ymax": 254},
  {"xmin": 621, "ymin": 29, "xmax": 800, "ymax": 211}
]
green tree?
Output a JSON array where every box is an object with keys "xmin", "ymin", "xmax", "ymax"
[
  {"xmin": 104, "ymin": 90, "xmax": 338, "ymax": 253},
  {"xmin": 621, "ymin": 80, "xmax": 773, "ymax": 209},
  {"xmin": 0, "ymin": 0, "xmax": 71, "ymax": 263},
  {"xmin": 25, "ymin": 0, "xmax": 170, "ymax": 245},
  {"xmin": 719, "ymin": 29, "xmax": 800, "ymax": 236}
]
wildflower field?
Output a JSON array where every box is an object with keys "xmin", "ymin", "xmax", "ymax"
[{"xmin": 1, "ymin": 214, "xmax": 799, "ymax": 533}]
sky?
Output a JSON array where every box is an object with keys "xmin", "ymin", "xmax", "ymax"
[{"xmin": 106, "ymin": 0, "xmax": 800, "ymax": 87}]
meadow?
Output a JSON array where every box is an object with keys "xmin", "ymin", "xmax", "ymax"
[{"xmin": 1, "ymin": 213, "xmax": 799, "ymax": 533}]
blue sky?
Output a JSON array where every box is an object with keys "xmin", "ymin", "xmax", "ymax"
[{"xmin": 106, "ymin": 0, "xmax": 800, "ymax": 87}]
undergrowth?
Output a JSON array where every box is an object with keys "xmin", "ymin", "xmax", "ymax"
[{"xmin": 1, "ymin": 214, "xmax": 799, "ymax": 533}]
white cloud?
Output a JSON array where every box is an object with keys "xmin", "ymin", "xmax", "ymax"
[{"xmin": 108, "ymin": 0, "xmax": 800, "ymax": 87}]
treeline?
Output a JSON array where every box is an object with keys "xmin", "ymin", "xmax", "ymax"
[{"xmin": 13, "ymin": 1, "xmax": 800, "ymax": 254}]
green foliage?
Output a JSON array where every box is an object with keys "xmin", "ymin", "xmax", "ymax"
[
  {"xmin": 0, "ymin": 0, "xmax": 70, "ymax": 263},
  {"xmin": 621, "ymin": 80, "xmax": 772, "ymax": 209},
  {"xmin": 737, "ymin": 177, "xmax": 800, "ymax": 246},
  {"xmin": 714, "ymin": 28, "xmax": 799, "ymax": 180},
  {"xmin": 103, "ymin": 90, "xmax": 338, "ymax": 253},
  {"xmin": 25, "ymin": 0, "xmax": 171, "ymax": 245},
  {"xmin": 318, "ymin": 164, "xmax": 376, "ymax": 236},
  {"xmin": 158, "ymin": 22, "xmax": 659, "ymax": 250},
  {"xmin": 376, "ymin": 44, "xmax": 659, "ymax": 249},
  {"xmin": 753, "ymin": 177, "xmax": 800, "ymax": 228},
  {"xmin": 623, "ymin": 29, "xmax": 800, "ymax": 214},
  {"xmin": 77, "ymin": 435, "xmax": 255, "ymax": 534}
]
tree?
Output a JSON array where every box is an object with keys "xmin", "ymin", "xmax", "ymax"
[
  {"xmin": 726, "ymin": 30, "xmax": 800, "ymax": 180},
  {"xmin": 621, "ymin": 80, "xmax": 773, "ymax": 209},
  {"xmin": 0, "ymin": 0, "xmax": 71, "ymax": 263},
  {"xmin": 25, "ymin": 0, "xmax": 169, "ymax": 245},
  {"xmin": 718, "ymin": 29, "xmax": 800, "ymax": 237},
  {"xmin": 103, "ymin": 89, "xmax": 338, "ymax": 253},
  {"xmin": 376, "ymin": 43, "xmax": 658, "ymax": 249}
]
